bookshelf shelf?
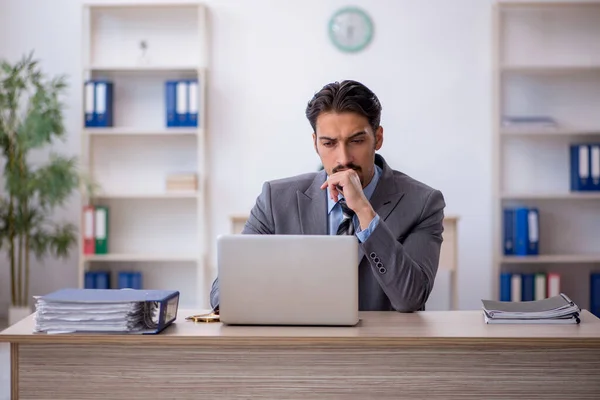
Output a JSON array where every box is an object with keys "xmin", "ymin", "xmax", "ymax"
[
  {"xmin": 84, "ymin": 254, "xmax": 198, "ymax": 263},
  {"xmin": 86, "ymin": 65, "xmax": 202, "ymax": 73},
  {"xmin": 500, "ymin": 129, "xmax": 600, "ymax": 137},
  {"xmin": 501, "ymin": 255, "xmax": 600, "ymax": 264},
  {"xmin": 85, "ymin": 128, "xmax": 200, "ymax": 137},
  {"xmin": 93, "ymin": 192, "xmax": 199, "ymax": 200},
  {"xmin": 493, "ymin": 1, "xmax": 600, "ymax": 310},
  {"xmin": 79, "ymin": 2, "xmax": 209, "ymax": 309},
  {"xmin": 501, "ymin": 193, "xmax": 600, "ymax": 201},
  {"xmin": 501, "ymin": 65, "xmax": 600, "ymax": 74}
]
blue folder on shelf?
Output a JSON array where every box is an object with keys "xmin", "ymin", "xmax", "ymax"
[{"xmin": 33, "ymin": 288, "xmax": 179, "ymax": 335}]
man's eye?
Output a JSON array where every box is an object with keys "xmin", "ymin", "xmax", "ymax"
[
  {"xmin": 352, "ymin": 139, "xmax": 364, "ymax": 144},
  {"xmin": 322, "ymin": 142, "xmax": 333, "ymax": 147}
]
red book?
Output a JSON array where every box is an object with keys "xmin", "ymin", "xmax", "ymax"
[
  {"xmin": 547, "ymin": 273, "xmax": 561, "ymax": 297},
  {"xmin": 83, "ymin": 205, "xmax": 95, "ymax": 255}
]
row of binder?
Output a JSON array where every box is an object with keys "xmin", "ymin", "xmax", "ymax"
[
  {"xmin": 571, "ymin": 144, "xmax": 600, "ymax": 191},
  {"xmin": 500, "ymin": 272, "xmax": 560, "ymax": 302},
  {"xmin": 85, "ymin": 271, "xmax": 143, "ymax": 290},
  {"xmin": 83, "ymin": 205, "xmax": 109, "ymax": 255},
  {"xmin": 84, "ymin": 79, "xmax": 199, "ymax": 128},
  {"xmin": 503, "ymin": 207, "xmax": 539, "ymax": 256},
  {"xmin": 501, "ymin": 272, "xmax": 600, "ymax": 318}
]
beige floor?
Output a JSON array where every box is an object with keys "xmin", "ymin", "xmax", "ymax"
[{"xmin": 1, "ymin": 318, "xmax": 10, "ymax": 400}]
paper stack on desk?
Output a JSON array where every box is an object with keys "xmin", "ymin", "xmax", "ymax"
[
  {"xmin": 481, "ymin": 293, "xmax": 581, "ymax": 324},
  {"xmin": 33, "ymin": 288, "xmax": 180, "ymax": 334}
]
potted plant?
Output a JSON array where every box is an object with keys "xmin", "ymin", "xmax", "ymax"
[{"xmin": 0, "ymin": 52, "xmax": 92, "ymax": 325}]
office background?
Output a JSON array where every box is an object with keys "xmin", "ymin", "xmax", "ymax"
[{"xmin": 1, "ymin": 0, "xmax": 598, "ymax": 321}]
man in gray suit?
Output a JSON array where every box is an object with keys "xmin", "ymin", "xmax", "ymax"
[{"xmin": 210, "ymin": 80, "xmax": 445, "ymax": 312}]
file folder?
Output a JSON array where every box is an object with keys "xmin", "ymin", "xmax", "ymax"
[
  {"xmin": 188, "ymin": 79, "xmax": 199, "ymax": 127},
  {"xmin": 176, "ymin": 80, "xmax": 188, "ymax": 127},
  {"xmin": 34, "ymin": 288, "xmax": 180, "ymax": 334},
  {"xmin": 83, "ymin": 205, "xmax": 95, "ymax": 254},
  {"xmin": 592, "ymin": 145, "xmax": 600, "ymax": 190},
  {"xmin": 94, "ymin": 81, "xmax": 113, "ymax": 127},
  {"xmin": 165, "ymin": 80, "xmax": 178, "ymax": 127},
  {"xmin": 591, "ymin": 273, "xmax": 600, "ymax": 318},
  {"xmin": 527, "ymin": 207, "xmax": 539, "ymax": 255},
  {"xmin": 500, "ymin": 272, "xmax": 512, "ymax": 302},
  {"xmin": 84, "ymin": 81, "xmax": 96, "ymax": 127},
  {"xmin": 95, "ymin": 206, "xmax": 109, "ymax": 254},
  {"xmin": 570, "ymin": 144, "xmax": 591, "ymax": 191},
  {"xmin": 513, "ymin": 207, "xmax": 529, "ymax": 256},
  {"xmin": 503, "ymin": 208, "xmax": 514, "ymax": 255},
  {"xmin": 118, "ymin": 272, "xmax": 142, "ymax": 290}
]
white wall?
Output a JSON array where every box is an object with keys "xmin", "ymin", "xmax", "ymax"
[{"xmin": 0, "ymin": 0, "xmax": 493, "ymax": 315}]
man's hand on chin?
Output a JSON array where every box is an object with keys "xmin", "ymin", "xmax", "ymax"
[{"xmin": 320, "ymin": 169, "xmax": 376, "ymax": 230}]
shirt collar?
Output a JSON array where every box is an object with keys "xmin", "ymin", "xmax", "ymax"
[{"xmin": 327, "ymin": 164, "xmax": 382, "ymax": 214}]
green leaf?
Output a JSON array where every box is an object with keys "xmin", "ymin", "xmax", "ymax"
[
  {"xmin": 34, "ymin": 153, "xmax": 80, "ymax": 209},
  {"xmin": 50, "ymin": 222, "xmax": 77, "ymax": 259}
]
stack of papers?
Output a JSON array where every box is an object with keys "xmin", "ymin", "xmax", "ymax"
[
  {"xmin": 33, "ymin": 288, "xmax": 180, "ymax": 334},
  {"xmin": 481, "ymin": 293, "xmax": 581, "ymax": 324}
]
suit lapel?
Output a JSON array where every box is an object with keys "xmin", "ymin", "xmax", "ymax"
[
  {"xmin": 370, "ymin": 154, "xmax": 405, "ymax": 221},
  {"xmin": 297, "ymin": 170, "xmax": 328, "ymax": 235},
  {"xmin": 357, "ymin": 155, "xmax": 406, "ymax": 262}
]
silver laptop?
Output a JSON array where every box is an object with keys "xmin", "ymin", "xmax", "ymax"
[{"xmin": 216, "ymin": 234, "xmax": 359, "ymax": 326}]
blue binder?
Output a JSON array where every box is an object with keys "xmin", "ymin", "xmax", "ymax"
[
  {"xmin": 165, "ymin": 80, "xmax": 178, "ymax": 127},
  {"xmin": 37, "ymin": 288, "xmax": 180, "ymax": 334},
  {"xmin": 84, "ymin": 271, "xmax": 96, "ymax": 289},
  {"xmin": 521, "ymin": 273, "xmax": 535, "ymax": 301},
  {"xmin": 84, "ymin": 80, "xmax": 114, "ymax": 128},
  {"xmin": 118, "ymin": 272, "xmax": 142, "ymax": 289},
  {"xmin": 570, "ymin": 144, "xmax": 592, "ymax": 191},
  {"xmin": 84, "ymin": 81, "xmax": 96, "ymax": 127},
  {"xmin": 526, "ymin": 207, "xmax": 539, "ymax": 255},
  {"xmin": 187, "ymin": 78, "xmax": 199, "ymax": 127},
  {"xmin": 591, "ymin": 273, "xmax": 600, "ymax": 318},
  {"xmin": 591, "ymin": 145, "xmax": 600, "ymax": 190},
  {"xmin": 500, "ymin": 273, "xmax": 512, "ymax": 301},
  {"xmin": 513, "ymin": 207, "xmax": 530, "ymax": 256},
  {"xmin": 503, "ymin": 209, "xmax": 515, "ymax": 255}
]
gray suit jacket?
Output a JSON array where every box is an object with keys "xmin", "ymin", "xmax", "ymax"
[{"xmin": 210, "ymin": 154, "xmax": 446, "ymax": 312}]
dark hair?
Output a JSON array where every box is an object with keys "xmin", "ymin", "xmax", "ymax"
[{"xmin": 305, "ymin": 80, "xmax": 382, "ymax": 133}]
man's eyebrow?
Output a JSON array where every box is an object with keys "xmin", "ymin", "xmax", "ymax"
[
  {"xmin": 319, "ymin": 131, "xmax": 367, "ymax": 141},
  {"xmin": 348, "ymin": 131, "xmax": 367, "ymax": 139}
]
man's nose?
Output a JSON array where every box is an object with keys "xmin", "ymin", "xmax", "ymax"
[{"xmin": 336, "ymin": 145, "xmax": 352, "ymax": 166}]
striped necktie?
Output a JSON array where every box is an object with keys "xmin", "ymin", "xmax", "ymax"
[{"xmin": 336, "ymin": 198, "xmax": 356, "ymax": 235}]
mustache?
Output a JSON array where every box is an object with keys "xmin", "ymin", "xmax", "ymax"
[{"xmin": 332, "ymin": 164, "xmax": 361, "ymax": 174}]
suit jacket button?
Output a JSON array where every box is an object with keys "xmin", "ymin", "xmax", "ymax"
[
  {"xmin": 378, "ymin": 266, "xmax": 387, "ymax": 274},
  {"xmin": 370, "ymin": 252, "xmax": 377, "ymax": 259},
  {"xmin": 374, "ymin": 257, "xmax": 380, "ymax": 263}
]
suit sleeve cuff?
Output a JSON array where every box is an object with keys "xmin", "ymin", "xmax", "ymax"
[{"xmin": 356, "ymin": 214, "xmax": 380, "ymax": 243}]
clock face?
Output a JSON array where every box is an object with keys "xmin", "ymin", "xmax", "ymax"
[{"xmin": 328, "ymin": 7, "xmax": 374, "ymax": 53}]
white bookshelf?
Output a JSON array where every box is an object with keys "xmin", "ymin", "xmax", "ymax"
[
  {"xmin": 79, "ymin": 1, "xmax": 209, "ymax": 308},
  {"xmin": 493, "ymin": 1, "xmax": 600, "ymax": 310}
]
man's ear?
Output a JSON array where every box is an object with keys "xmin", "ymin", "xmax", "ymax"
[
  {"xmin": 312, "ymin": 133, "xmax": 319, "ymax": 154},
  {"xmin": 375, "ymin": 126, "xmax": 384, "ymax": 150}
]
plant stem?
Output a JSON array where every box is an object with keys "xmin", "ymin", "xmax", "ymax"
[
  {"xmin": 18, "ymin": 230, "xmax": 23, "ymax": 306},
  {"xmin": 24, "ymin": 229, "xmax": 30, "ymax": 307},
  {"xmin": 7, "ymin": 136, "xmax": 17, "ymax": 306},
  {"xmin": 8, "ymin": 195, "xmax": 16, "ymax": 306}
]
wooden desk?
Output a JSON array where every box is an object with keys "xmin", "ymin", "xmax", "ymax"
[{"xmin": 2, "ymin": 310, "xmax": 600, "ymax": 399}]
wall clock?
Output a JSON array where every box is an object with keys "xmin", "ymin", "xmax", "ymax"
[{"xmin": 328, "ymin": 7, "xmax": 374, "ymax": 53}]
